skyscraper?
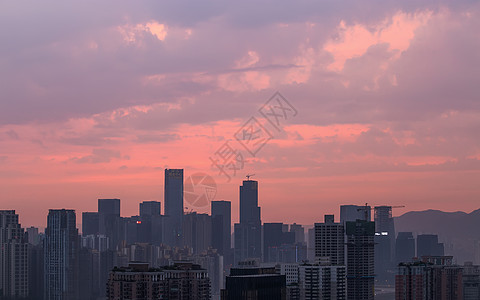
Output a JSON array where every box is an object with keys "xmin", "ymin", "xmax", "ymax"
[
  {"xmin": 98, "ymin": 199, "xmax": 121, "ymax": 250},
  {"xmin": 0, "ymin": 210, "xmax": 29, "ymax": 298},
  {"xmin": 374, "ymin": 206, "xmax": 396, "ymax": 284},
  {"xmin": 263, "ymin": 223, "xmax": 295, "ymax": 263},
  {"xmin": 396, "ymin": 232, "xmax": 415, "ymax": 264},
  {"xmin": 346, "ymin": 219, "xmax": 375, "ymax": 300},
  {"xmin": 44, "ymin": 209, "xmax": 79, "ymax": 300},
  {"xmin": 314, "ymin": 215, "xmax": 345, "ymax": 265},
  {"xmin": 211, "ymin": 200, "xmax": 232, "ymax": 256},
  {"xmin": 164, "ymin": 168, "xmax": 184, "ymax": 247},
  {"xmin": 234, "ymin": 180, "xmax": 262, "ymax": 264},
  {"xmin": 82, "ymin": 212, "xmax": 99, "ymax": 236}
]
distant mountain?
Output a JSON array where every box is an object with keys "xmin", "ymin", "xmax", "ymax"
[{"xmin": 395, "ymin": 209, "xmax": 480, "ymax": 263}]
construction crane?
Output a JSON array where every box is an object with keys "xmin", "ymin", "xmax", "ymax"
[{"xmin": 246, "ymin": 174, "xmax": 255, "ymax": 180}]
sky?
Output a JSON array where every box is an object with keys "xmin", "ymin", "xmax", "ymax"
[{"xmin": 1, "ymin": 1, "xmax": 479, "ymax": 228}]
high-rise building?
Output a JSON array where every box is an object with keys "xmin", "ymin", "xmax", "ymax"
[
  {"xmin": 346, "ymin": 219, "xmax": 375, "ymax": 300},
  {"xmin": 183, "ymin": 212, "xmax": 212, "ymax": 254},
  {"xmin": 98, "ymin": 199, "xmax": 122, "ymax": 250},
  {"xmin": 340, "ymin": 205, "xmax": 371, "ymax": 223},
  {"xmin": 107, "ymin": 262, "xmax": 211, "ymax": 300},
  {"xmin": 234, "ymin": 180, "xmax": 262, "ymax": 264},
  {"xmin": 211, "ymin": 200, "xmax": 232, "ymax": 257},
  {"xmin": 164, "ymin": 169, "xmax": 184, "ymax": 247},
  {"xmin": 0, "ymin": 210, "xmax": 29, "ymax": 298},
  {"xmin": 417, "ymin": 234, "xmax": 444, "ymax": 258},
  {"xmin": 222, "ymin": 265, "xmax": 286, "ymax": 300},
  {"xmin": 298, "ymin": 263, "xmax": 346, "ymax": 300},
  {"xmin": 396, "ymin": 256, "xmax": 463, "ymax": 300},
  {"xmin": 82, "ymin": 212, "xmax": 99, "ymax": 236},
  {"xmin": 314, "ymin": 215, "xmax": 344, "ymax": 266},
  {"xmin": 374, "ymin": 206, "xmax": 395, "ymax": 284},
  {"xmin": 44, "ymin": 209, "xmax": 80, "ymax": 300},
  {"xmin": 396, "ymin": 232, "xmax": 415, "ymax": 264},
  {"xmin": 139, "ymin": 200, "xmax": 161, "ymax": 217},
  {"xmin": 263, "ymin": 223, "xmax": 295, "ymax": 263}
]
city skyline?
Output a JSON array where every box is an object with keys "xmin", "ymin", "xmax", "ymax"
[{"xmin": 1, "ymin": 1, "xmax": 480, "ymax": 228}]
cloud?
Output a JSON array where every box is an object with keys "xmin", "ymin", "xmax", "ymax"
[{"xmin": 72, "ymin": 148, "xmax": 124, "ymax": 164}]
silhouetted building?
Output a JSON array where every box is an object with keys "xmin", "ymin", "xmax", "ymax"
[
  {"xmin": 374, "ymin": 206, "xmax": 395, "ymax": 284},
  {"xmin": 0, "ymin": 210, "xmax": 29, "ymax": 298},
  {"xmin": 463, "ymin": 262, "xmax": 480, "ymax": 300},
  {"xmin": 340, "ymin": 205, "xmax": 371, "ymax": 223},
  {"xmin": 107, "ymin": 262, "xmax": 211, "ymax": 300},
  {"xmin": 26, "ymin": 226, "xmax": 41, "ymax": 246},
  {"xmin": 222, "ymin": 265, "xmax": 286, "ymax": 300},
  {"xmin": 289, "ymin": 224, "xmax": 305, "ymax": 245},
  {"xmin": 234, "ymin": 180, "xmax": 262, "ymax": 264},
  {"xmin": 98, "ymin": 199, "xmax": 122, "ymax": 250},
  {"xmin": 82, "ymin": 212, "xmax": 99, "ymax": 236},
  {"xmin": 396, "ymin": 232, "xmax": 415, "ymax": 264},
  {"xmin": 263, "ymin": 223, "xmax": 295, "ymax": 263},
  {"xmin": 417, "ymin": 234, "xmax": 444, "ymax": 258},
  {"xmin": 44, "ymin": 209, "xmax": 79, "ymax": 300},
  {"xmin": 184, "ymin": 212, "xmax": 212, "ymax": 254},
  {"xmin": 346, "ymin": 219, "xmax": 375, "ymax": 300},
  {"xmin": 164, "ymin": 169, "xmax": 184, "ymax": 247},
  {"xmin": 212, "ymin": 200, "xmax": 232, "ymax": 257},
  {"xmin": 396, "ymin": 256, "xmax": 463, "ymax": 300},
  {"xmin": 140, "ymin": 200, "xmax": 161, "ymax": 217},
  {"xmin": 315, "ymin": 215, "xmax": 344, "ymax": 266},
  {"xmin": 28, "ymin": 242, "xmax": 44, "ymax": 300}
]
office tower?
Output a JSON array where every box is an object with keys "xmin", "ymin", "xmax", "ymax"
[
  {"xmin": 396, "ymin": 256, "xmax": 463, "ymax": 300},
  {"xmin": 340, "ymin": 205, "xmax": 371, "ymax": 223},
  {"xmin": 82, "ymin": 212, "xmax": 99, "ymax": 236},
  {"xmin": 44, "ymin": 209, "xmax": 80, "ymax": 300},
  {"xmin": 314, "ymin": 215, "xmax": 344, "ymax": 265},
  {"xmin": 396, "ymin": 232, "xmax": 415, "ymax": 264},
  {"xmin": 222, "ymin": 266, "xmax": 286, "ymax": 300},
  {"xmin": 234, "ymin": 180, "xmax": 262, "ymax": 264},
  {"xmin": 211, "ymin": 200, "xmax": 232, "ymax": 256},
  {"xmin": 263, "ymin": 223, "xmax": 295, "ymax": 263},
  {"xmin": 463, "ymin": 262, "xmax": 480, "ymax": 300},
  {"xmin": 290, "ymin": 223, "xmax": 305, "ymax": 244},
  {"xmin": 98, "ymin": 199, "xmax": 122, "ymax": 250},
  {"xmin": 107, "ymin": 262, "xmax": 211, "ymax": 300},
  {"xmin": 139, "ymin": 200, "xmax": 161, "ymax": 217},
  {"xmin": 164, "ymin": 169, "xmax": 184, "ymax": 247},
  {"xmin": 0, "ymin": 210, "xmax": 29, "ymax": 298},
  {"xmin": 374, "ymin": 206, "xmax": 396, "ymax": 284},
  {"xmin": 298, "ymin": 263, "xmax": 346, "ymax": 300},
  {"xmin": 183, "ymin": 212, "xmax": 212, "ymax": 254},
  {"xmin": 417, "ymin": 234, "xmax": 444, "ymax": 258},
  {"xmin": 346, "ymin": 219, "xmax": 375, "ymax": 300}
]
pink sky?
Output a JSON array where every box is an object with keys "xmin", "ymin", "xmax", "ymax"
[{"xmin": 1, "ymin": 1, "xmax": 480, "ymax": 228}]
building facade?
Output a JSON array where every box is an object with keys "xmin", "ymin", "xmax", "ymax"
[
  {"xmin": 44, "ymin": 209, "xmax": 80, "ymax": 300},
  {"xmin": 0, "ymin": 210, "xmax": 29, "ymax": 298},
  {"xmin": 107, "ymin": 262, "xmax": 211, "ymax": 300}
]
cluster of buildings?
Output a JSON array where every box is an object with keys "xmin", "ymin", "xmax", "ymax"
[{"xmin": 0, "ymin": 168, "xmax": 480, "ymax": 299}]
